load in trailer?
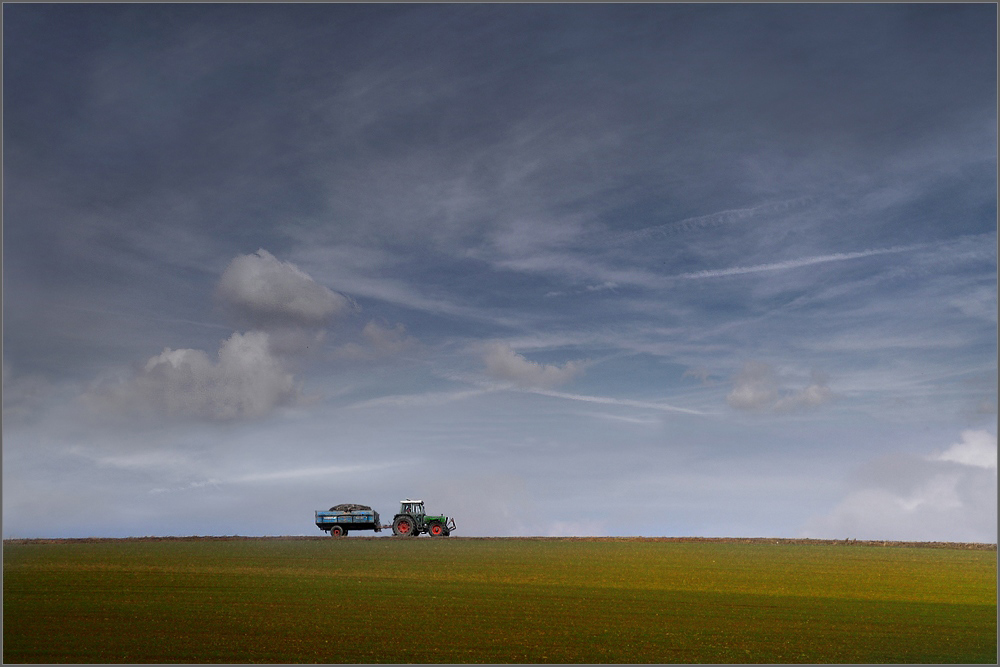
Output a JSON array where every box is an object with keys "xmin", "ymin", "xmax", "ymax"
[
  {"xmin": 314, "ymin": 504, "xmax": 381, "ymax": 537},
  {"xmin": 314, "ymin": 500, "xmax": 456, "ymax": 537}
]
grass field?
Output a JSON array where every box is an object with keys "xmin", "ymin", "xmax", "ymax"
[{"xmin": 3, "ymin": 537, "xmax": 996, "ymax": 664}]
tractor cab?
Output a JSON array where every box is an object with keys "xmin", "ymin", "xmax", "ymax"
[{"xmin": 400, "ymin": 499, "xmax": 424, "ymax": 517}]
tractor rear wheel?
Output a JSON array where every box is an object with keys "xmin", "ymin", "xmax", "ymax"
[
  {"xmin": 428, "ymin": 521, "xmax": 445, "ymax": 537},
  {"xmin": 330, "ymin": 525, "xmax": 345, "ymax": 537},
  {"xmin": 392, "ymin": 516, "xmax": 415, "ymax": 537}
]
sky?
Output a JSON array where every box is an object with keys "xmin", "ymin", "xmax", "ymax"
[{"xmin": 3, "ymin": 4, "xmax": 996, "ymax": 541}]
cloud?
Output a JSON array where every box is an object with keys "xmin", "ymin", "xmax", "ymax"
[
  {"xmin": 216, "ymin": 249, "xmax": 354, "ymax": 328},
  {"xmin": 334, "ymin": 320, "xmax": 419, "ymax": 360},
  {"xmin": 929, "ymin": 429, "xmax": 997, "ymax": 469},
  {"xmin": 672, "ymin": 242, "xmax": 928, "ymax": 280},
  {"xmin": 616, "ymin": 197, "xmax": 815, "ymax": 243},
  {"xmin": 483, "ymin": 342, "xmax": 586, "ymax": 389},
  {"xmin": 801, "ymin": 430, "xmax": 997, "ymax": 542},
  {"xmin": 727, "ymin": 361, "xmax": 833, "ymax": 412},
  {"xmin": 348, "ymin": 388, "xmax": 494, "ymax": 410},
  {"xmin": 726, "ymin": 361, "xmax": 778, "ymax": 410},
  {"xmin": 74, "ymin": 249, "xmax": 356, "ymax": 423},
  {"xmin": 525, "ymin": 388, "xmax": 707, "ymax": 416},
  {"xmin": 773, "ymin": 374, "xmax": 834, "ymax": 412},
  {"xmin": 82, "ymin": 331, "xmax": 300, "ymax": 421}
]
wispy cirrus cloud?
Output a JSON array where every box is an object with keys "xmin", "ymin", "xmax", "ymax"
[
  {"xmin": 525, "ymin": 388, "xmax": 709, "ymax": 416},
  {"xmin": 346, "ymin": 388, "xmax": 496, "ymax": 410},
  {"xmin": 672, "ymin": 242, "xmax": 929, "ymax": 281},
  {"xmin": 615, "ymin": 197, "xmax": 817, "ymax": 244}
]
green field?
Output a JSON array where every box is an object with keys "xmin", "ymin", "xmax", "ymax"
[{"xmin": 3, "ymin": 537, "xmax": 996, "ymax": 664}]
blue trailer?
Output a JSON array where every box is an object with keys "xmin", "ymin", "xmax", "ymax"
[{"xmin": 314, "ymin": 503, "xmax": 381, "ymax": 537}]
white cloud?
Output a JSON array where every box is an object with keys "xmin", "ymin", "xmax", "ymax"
[
  {"xmin": 727, "ymin": 362, "xmax": 833, "ymax": 412},
  {"xmin": 83, "ymin": 331, "xmax": 299, "ymax": 421},
  {"xmin": 526, "ymin": 388, "xmax": 706, "ymax": 416},
  {"xmin": 616, "ymin": 197, "xmax": 816, "ymax": 243},
  {"xmin": 802, "ymin": 430, "xmax": 998, "ymax": 542},
  {"xmin": 216, "ymin": 249, "xmax": 353, "ymax": 328},
  {"xmin": 672, "ymin": 242, "xmax": 928, "ymax": 280},
  {"xmin": 73, "ymin": 249, "xmax": 356, "ymax": 424},
  {"xmin": 483, "ymin": 342, "xmax": 586, "ymax": 389},
  {"xmin": 348, "ymin": 388, "xmax": 494, "ymax": 410},
  {"xmin": 929, "ymin": 429, "xmax": 997, "ymax": 469}
]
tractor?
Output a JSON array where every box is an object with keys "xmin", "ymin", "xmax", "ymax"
[{"xmin": 391, "ymin": 499, "xmax": 456, "ymax": 537}]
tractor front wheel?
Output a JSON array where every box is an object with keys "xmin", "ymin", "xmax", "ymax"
[
  {"xmin": 330, "ymin": 525, "xmax": 345, "ymax": 537},
  {"xmin": 428, "ymin": 521, "xmax": 445, "ymax": 537},
  {"xmin": 392, "ymin": 516, "xmax": 415, "ymax": 537}
]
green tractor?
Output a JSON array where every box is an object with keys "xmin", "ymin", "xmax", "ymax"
[{"xmin": 391, "ymin": 499, "xmax": 456, "ymax": 537}]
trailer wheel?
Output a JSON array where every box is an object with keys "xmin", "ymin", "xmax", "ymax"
[
  {"xmin": 392, "ymin": 516, "xmax": 415, "ymax": 537},
  {"xmin": 428, "ymin": 521, "xmax": 445, "ymax": 536},
  {"xmin": 330, "ymin": 525, "xmax": 345, "ymax": 537}
]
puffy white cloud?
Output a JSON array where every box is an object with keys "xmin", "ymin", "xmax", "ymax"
[
  {"xmin": 929, "ymin": 429, "xmax": 997, "ymax": 469},
  {"xmin": 215, "ymin": 249, "xmax": 353, "ymax": 328},
  {"xmin": 483, "ymin": 342, "xmax": 585, "ymax": 389},
  {"xmin": 83, "ymin": 331, "xmax": 299, "ymax": 421},
  {"xmin": 76, "ymin": 250, "xmax": 355, "ymax": 424},
  {"xmin": 727, "ymin": 361, "xmax": 833, "ymax": 412},
  {"xmin": 802, "ymin": 430, "xmax": 998, "ymax": 542}
]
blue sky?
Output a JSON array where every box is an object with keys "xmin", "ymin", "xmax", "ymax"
[{"xmin": 3, "ymin": 4, "xmax": 996, "ymax": 540}]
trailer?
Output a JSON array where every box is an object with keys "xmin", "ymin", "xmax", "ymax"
[{"xmin": 314, "ymin": 503, "xmax": 381, "ymax": 537}]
